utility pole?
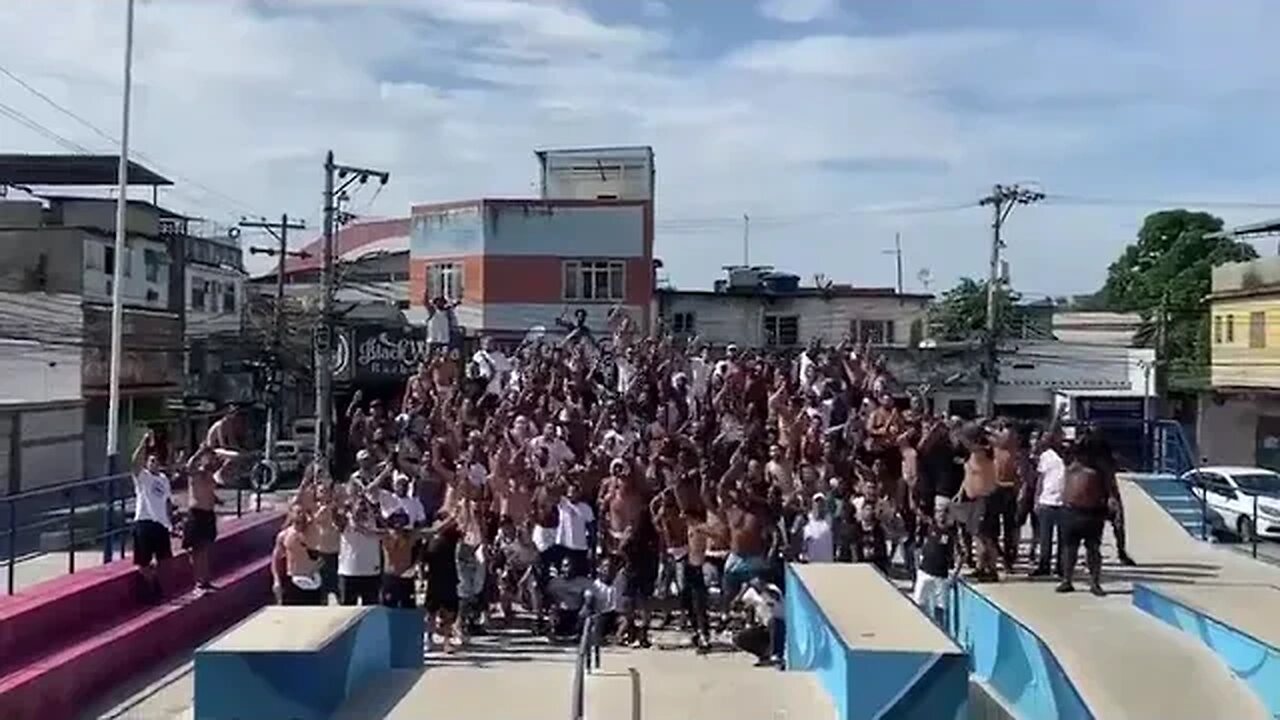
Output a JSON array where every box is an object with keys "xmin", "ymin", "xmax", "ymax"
[
  {"xmin": 315, "ymin": 153, "xmax": 388, "ymax": 464},
  {"xmin": 742, "ymin": 213, "xmax": 750, "ymax": 266},
  {"xmin": 882, "ymin": 232, "xmax": 904, "ymax": 294},
  {"xmin": 243, "ymin": 214, "xmax": 307, "ymax": 463},
  {"xmin": 977, "ymin": 184, "xmax": 1044, "ymax": 417}
]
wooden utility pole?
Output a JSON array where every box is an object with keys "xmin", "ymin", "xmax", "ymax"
[
  {"xmin": 243, "ymin": 214, "xmax": 307, "ymax": 462},
  {"xmin": 977, "ymin": 184, "xmax": 1044, "ymax": 417}
]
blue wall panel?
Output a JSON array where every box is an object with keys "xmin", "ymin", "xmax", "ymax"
[
  {"xmin": 1132, "ymin": 584, "xmax": 1280, "ymax": 717},
  {"xmin": 485, "ymin": 203, "xmax": 644, "ymax": 258},
  {"xmin": 194, "ymin": 608, "xmax": 424, "ymax": 720},
  {"xmin": 412, "ymin": 207, "xmax": 484, "ymax": 256},
  {"xmin": 949, "ymin": 582, "xmax": 1093, "ymax": 720},
  {"xmin": 785, "ymin": 565, "xmax": 968, "ymax": 720}
]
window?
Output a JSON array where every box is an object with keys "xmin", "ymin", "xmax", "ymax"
[
  {"xmin": 426, "ymin": 263, "xmax": 463, "ymax": 302},
  {"xmin": 1226, "ymin": 314, "xmax": 1235, "ymax": 343},
  {"xmin": 671, "ymin": 312, "xmax": 695, "ymax": 334},
  {"xmin": 144, "ymin": 249, "xmax": 164, "ymax": 283},
  {"xmin": 223, "ymin": 284, "xmax": 237, "ymax": 313},
  {"xmin": 191, "ymin": 280, "xmax": 208, "ymax": 311},
  {"xmin": 852, "ymin": 319, "xmax": 896, "ymax": 345},
  {"xmin": 103, "ymin": 246, "xmax": 115, "ymax": 275},
  {"xmin": 764, "ymin": 314, "xmax": 799, "ymax": 347},
  {"xmin": 563, "ymin": 260, "xmax": 624, "ymax": 301},
  {"xmin": 1214, "ymin": 315, "xmax": 1223, "ymax": 344},
  {"xmin": 1250, "ymin": 311, "xmax": 1267, "ymax": 349}
]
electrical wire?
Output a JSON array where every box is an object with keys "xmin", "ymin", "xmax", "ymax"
[
  {"xmin": 0, "ymin": 100, "xmax": 92, "ymax": 153},
  {"xmin": 0, "ymin": 61, "xmax": 267, "ymax": 219}
]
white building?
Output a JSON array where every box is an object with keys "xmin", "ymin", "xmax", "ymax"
[
  {"xmin": 657, "ymin": 267, "xmax": 932, "ymax": 348},
  {"xmin": 185, "ymin": 228, "xmax": 246, "ymax": 338}
]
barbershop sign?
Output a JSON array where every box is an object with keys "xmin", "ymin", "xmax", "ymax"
[{"xmin": 351, "ymin": 326, "xmax": 429, "ymax": 381}]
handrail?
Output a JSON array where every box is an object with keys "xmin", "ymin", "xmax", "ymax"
[
  {"xmin": 3, "ymin": 470, "xmax": 261, "ymax": 595},
  {"xmin": 570, "ymin": 613, "xmax": 601, "ymax": 720},
  {"xmin": 1, "ymin": 472, "xmax": 132, "ymax": 503}
]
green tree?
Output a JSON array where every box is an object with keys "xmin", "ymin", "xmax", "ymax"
[
  {"xmin": 930, "ymin": 277, "xmax": 1020, "ymax": 342},
  {"xmin": 1099, "ymin": 209, "xmax": 1258, "ymax": 382}
]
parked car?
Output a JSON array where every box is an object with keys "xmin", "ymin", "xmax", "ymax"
[{"xmin": 1181, "ymin": 466, "xmax": 1280, "ymax": 542}]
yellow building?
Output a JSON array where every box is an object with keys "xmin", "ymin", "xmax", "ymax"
[{"xmin": 1201, "ymin": 225, "xmax": 1280, "ymax": 468}]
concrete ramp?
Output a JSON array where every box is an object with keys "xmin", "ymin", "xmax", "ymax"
[
  {"xmin": 193, "ymin": 606, "xmax": 423, "ymax": 720},
  {"xmin": 955, "ymin": 478, "xmax": 1275, "ymax": 719},
  {"xmin": 786, "ymin": 563, "xmax": 968, "ymax": 720}
]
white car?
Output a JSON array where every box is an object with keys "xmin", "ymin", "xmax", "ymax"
[{"xmin": 1182, "ymin": 466, "xmax": 1280, "ymax": 542}]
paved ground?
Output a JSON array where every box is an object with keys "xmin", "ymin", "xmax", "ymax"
[{"xmin": 966, "ymin": 478, "xmax": 1280, "ymax": 720}]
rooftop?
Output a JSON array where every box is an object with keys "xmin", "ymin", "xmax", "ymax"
[
  {"xmin": 1206, "ymin": 217, "xmax": 1280, "ymax": 240},
  {"xmin": 37, "ymin": 193, "xmax": 191, "ymax": 219},
  {"xmin": 659, "ymin": 285, "xmax": 932, "ymax": 300},
  {"xmin": 277, "ymin": 217, "xmax": 410, "ymax": 277},
  {"xmin": 0, "ymin": 154, "xmax": 172, "ymax": 187}
]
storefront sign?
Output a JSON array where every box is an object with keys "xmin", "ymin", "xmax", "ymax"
[{"xmin": 351, "ymin": 326, "xmax": 429, "ymax": 381}]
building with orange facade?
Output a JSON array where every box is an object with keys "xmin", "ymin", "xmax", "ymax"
[{"xmin": 409, "ymin": 146, "xmax": 655, "ymax": 339}]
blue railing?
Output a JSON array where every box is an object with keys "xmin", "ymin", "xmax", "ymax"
[
  {"xmin": 2, "ymin": 472, "xmax": 262, "ymax": 595},
  {"xmin": 1060, "ymin": 418, "xmax": 1196, "ymax": 475}
]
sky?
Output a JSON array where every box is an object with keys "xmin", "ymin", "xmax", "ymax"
[{"xmin": 3, "ymin": 0, "xmax": 1280, "ymax": 299}]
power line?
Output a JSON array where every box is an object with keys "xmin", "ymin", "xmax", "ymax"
[
  {"xmin": 1043, "ymin": 194, "xmax": 1280, "ymax": 211},
  {"xmin": 0, "ymin": 61, "xmax": 267, "ymax": 218},
  {"xmin": 0, "ymin": 100, "xmax": 92, "ymax": 153}
]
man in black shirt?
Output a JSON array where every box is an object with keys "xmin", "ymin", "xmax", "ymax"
[{"xmin": 912, "ymin": 499, "xmax": 960, "ymax": 625}]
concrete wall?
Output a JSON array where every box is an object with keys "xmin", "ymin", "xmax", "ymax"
[
  {"xmin": 484, "ymin": 202, "xmax": 645, "ymax": 258},
  {"xmin": 0, "ymin": 400, "xmax": 85, "ymax": 494},
  {"xmin": 1196, "ymin": 392, "xmax": 1280, "ymax": 466},
  {"xmin": 0, "ymin": 227, "xmax": 85, "ymax": 294},
  {"xmin": 538, "ymin": 146, "xmax": 654, "ymax": 201},
  {"xmin": 658, "ymin": 291, "xmax": 930, "ymax": 347},
  {"xmin": 81, "ymin": 234, "xmax": 171, "ymax": 310}
]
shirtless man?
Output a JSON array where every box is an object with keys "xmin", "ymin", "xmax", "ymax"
[
  {"xmin": 990, "ymin": 420, "xmax": 1024, "ymax": 573},
  {"xmin": 205, "ymin": 405, "xmax": 250, "ymax": 487},
  {"xmin": 1058, "ymin": 429, "xmax": 1120, "ymax": 596},
  {"xmin": 432, "ymin": 350, "xmax": 460, "ymax": 407},
  {"xmin": 310, "ymin": 483, "xmax": 343, "ymax": 604},
  {"xmin": 722, "ymin": 489, "xmax": 771, "ymax": 610},
  {"xmin": 959, "ymin": 430, "xmax": 1000, "ymax": 582},
  {"xmin": 183, "ymin": 445, "xmax": 221, "ymax": 593},
  {"xmin": 603, "ymin": 458, "xmax": 645, "ymax": 556},
  {"xmin": 273, "ymin": 507, "xmax": 323, "ymax": 605}
]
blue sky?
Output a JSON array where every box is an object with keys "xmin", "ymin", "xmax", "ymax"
[{"xmin": 3, "ymin": 0, "xmax": 1280, "ymax": 299}]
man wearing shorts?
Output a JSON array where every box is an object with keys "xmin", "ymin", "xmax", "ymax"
[
  {"xmin": 131, "ymin": 430, "xmax": 174, "ymax": 603},
  {"xmin": 183, "ymin": 444, "xmax": 220, "ymax": 593}
]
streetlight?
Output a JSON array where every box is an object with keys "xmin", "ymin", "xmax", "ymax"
[{"xmin": 106, "ymin": 0, "xmax": 136, "ymax": 475}]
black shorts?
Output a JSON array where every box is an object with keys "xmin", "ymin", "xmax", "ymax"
[
  {"xmin": 623, "ymin": 553, "xmax": 658, "ymax": 599},
  {"xmin": 182, "ymin": 508, "xmax": 218, "ymax": 551},
  {"xmin": 318, "ymin": 553, "xmax": 339, "ymax": 596},
  {"xmin": 339, "ymin": 575, "xmax": 381, "ymax": 606},
  {"xmin": 133, "ymin": 519, "xmax": 172, "ymax": 567},
  {"xmin": 382, "ymin": 575, "xmax": 417, "ymax": 609}
]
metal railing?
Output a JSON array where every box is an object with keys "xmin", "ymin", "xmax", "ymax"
[
  {"xmin": 2, "ymin": 471, "xmax": 261, "ymax": 595},
  {"xmin": 570, "ymin": 614, "xmax": 602, "ymax": 720}
]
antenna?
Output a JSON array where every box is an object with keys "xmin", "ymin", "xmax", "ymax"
[{"xmin": 916, "ymin": 267, "xmax": 934, "ymax": 291}]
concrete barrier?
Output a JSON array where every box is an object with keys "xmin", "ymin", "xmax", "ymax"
[
  {"xmin": 0, "ymin": 511, "xmax": 283, "ymax": 720},
  {"xmin": 0, "ymin": 511, "xmax": 282, "ymax": 674},
  {"xmin": 948, "ymin": 581, "xmax": 1093, "ymax": 720},
  {"xmin": 193, "ymin": 606, "xmax": 425, "ymax": 720},
  {"xmin": 1133, "ymin": 583, "xmax": 1280, "ymax": 717},
  {"xmin": 784, "ymin": 563, "xmax": 968, "ymax": 720}
]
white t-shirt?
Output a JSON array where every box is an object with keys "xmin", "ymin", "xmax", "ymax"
[
  {"xmin": 1037, "ymin": 449, "xmax": 1067, "ymax": 507},
  {"xmin": 133, "ymin": 469, "xmax": 172, "ymax": 529},
  {"xmin": 426, "ymin": 307, "xmax": 451, "ymax": 344},
  {"xmin": 802, "ymin": 517, "xmax": 834, "ymax": 563},
  {"xmin": 530, "ymin": 436, "xmax": 575, "ymax": 475},
  {"xmin": 689, "ymin": 357, "xmax": 711, "ymax": 400},
  {"xmin": 616, "ymin": 358, "xmax": 637, "ymax": 395},
  {"xmin": 338, "ymin": 527, "xmax": 383, "ymax": 577},
  {"xmin": 556, "ymin": 498, "xmax": 595, "ymax": 551},
  {"xmin": 378, "ymin": 490, "xmax": 427, "ymax": 526},
  {"xmin": 471, "ymin": 349, "xmax": 510, "ymax": 396},
  {"xmin": 742, "ymin": 584, "xmax": 784, "ymax": 625}
]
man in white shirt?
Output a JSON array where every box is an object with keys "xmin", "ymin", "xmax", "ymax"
[
  {"xmin": 336, "ymin": 501, "xmax": 383, "ymax": 605},
  {"xmin": 530, "ymin": 426, "xmax": 576, "ymax": 478},
  {"xmin": 555, "ymin": 482, "xmax": 595, "ymax": 578},
  {"xmin": 471, "ymin": 336, "xmax": 510, "ymax": 401},
  {"xmin": 131, "ymin": 430, "xmax": 174, "ymax": 603},
  {"xmin": 734, "ymin": 578, "xmax": 785, "ymax": 667},
  {"xmin": 1029, "ymin": 431, "xmax": 1067, "ymax": 577},
  {"xmin": 425, "ymin": 295, "xmax": 459, "ymax": 351}
]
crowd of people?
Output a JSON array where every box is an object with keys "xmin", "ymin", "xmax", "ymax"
[{"xmin": 134, "ymin": 305, "xmax": 1137, "ymax": 665}]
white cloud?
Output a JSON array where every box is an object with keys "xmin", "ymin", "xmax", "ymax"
[
  {"xmin": 758, "ymin": 0, "xmax": 840, "ymax": 24},
  {"xmin": 1, "ymin": 0, "xmax": 1278, "ymax": 298}
]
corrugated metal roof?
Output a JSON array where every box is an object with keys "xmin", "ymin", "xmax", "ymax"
[
  {"xmin": 280, "ymin": 217, "xmax": 410, "ymax": 276},
  {"xmin": 0, "ymin": 154, "xmax": 172, "ymax": 186},
  {"xmin": 1206, "ymin": 217, "xmax": 1280, "ymax": 239}
]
